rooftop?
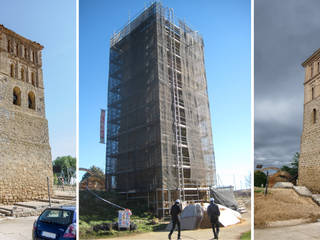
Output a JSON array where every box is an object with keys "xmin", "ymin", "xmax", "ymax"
[
  {"xmin": 110, "ymin": 2, "xmax": 202, "ymax": 47},
  {"xmin": 302, "ymin": 48, "xmax": 320, "ymax": 67},
  {"xmin": 0, "ymin": 24, "xmax": 43, "ymax": 50}
]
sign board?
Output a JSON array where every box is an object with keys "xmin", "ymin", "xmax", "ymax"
[
  {"xmin": 118, "ymin": 209, "xmax": 132, "ymax": 229},
  {"xmin": 99, "ymin": 109, "xmax": 106, "ymax": 144}
]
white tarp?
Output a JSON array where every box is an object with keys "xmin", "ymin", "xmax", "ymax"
[
  {"xmin": 201, "ymin": 203, "xmax": 240, "ymax": 227},
  {"xmin": 167, "ymin": 202, "xmax": 241, "ymax": 230},
  {"xmin": 217, "ymin": 204, "xmax": 241, "ymax": 226}
]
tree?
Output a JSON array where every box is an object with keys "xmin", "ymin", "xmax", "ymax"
[
  {"xmin": 254, "ymin": 171, "xmax": 267, "ymax": 187},
  {"xmin": 81, "ymin": 165, "xmax": 105, "ymax": 182},
  {"xmin": 291, "ymin": 152, "xmax": 299, "ymax": 169},
  {"xmin": 280, "ymin": 152, "xmax": 299, "ymax": 177},
  {"xmin": 53, "ymin": 156, "xmax": 76, "ymax": 184}
]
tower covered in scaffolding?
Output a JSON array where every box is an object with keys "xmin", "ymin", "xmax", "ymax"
[{"xmin": 106, "ymin": 2, "xmax": 216, "ymax": 216}]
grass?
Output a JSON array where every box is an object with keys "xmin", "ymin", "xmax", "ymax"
[
  {"xmin": 254, "ymin": 188, "xmax": 320, "ymax": 228},
  {"xmin": 240, "ymin": 231, "xmax": 251, "ymax": 240},
  {"xmin": 254, "ymin": 187, "xmax": 264, "ymax": 193},
  {"xmin": 79, "ymin": 190, "xmax": 167, "ymax": 239}
]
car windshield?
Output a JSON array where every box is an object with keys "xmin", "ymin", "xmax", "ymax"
[{"xmin": 39, "ymin": 209, "xmax": 73, "ymax": 226}]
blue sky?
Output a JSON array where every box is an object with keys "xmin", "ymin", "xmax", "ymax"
[
  {"xmin": 1, "ymin": 0, "xmax": 76, "ymax": 160},
  {"xmin": 80, "ymin": 0, "xmax": 251, "ymax": 188}
]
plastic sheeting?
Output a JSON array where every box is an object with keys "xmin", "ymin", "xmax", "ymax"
[
  {"xmin": 210, "ymin": 187, "xmax": 238, "ymax": 210},
  {"xmin": 167, "ymin": 202, "xmax": 241, "ymax": 230},
  {"xmin": 200, "ymin": 203, "xmax": 241, "ymax": 228}
]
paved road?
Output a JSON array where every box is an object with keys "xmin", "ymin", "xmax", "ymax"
[
  {"xmin": 97, "ymin": 212, "xmax": 251, "ymax": 240},
  {"xmin": 255, "ymin": 222, "xmax": 320, "ymax": 240},
  {"xmin": 0, "ymin": 216, "xmax": 37, "ymax": 240}
]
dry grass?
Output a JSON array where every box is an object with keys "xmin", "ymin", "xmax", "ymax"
[{"xmin": 254, "ymin": 188, "xmax": 320, "ymax": 228}]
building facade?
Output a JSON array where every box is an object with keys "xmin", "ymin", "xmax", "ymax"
[
  {"xmin": 299, "ymin": 48, "xmax": 320, "ymax": 192},
  {"xmin": 0, "ymin": 25, "xmax": 53, "ymax": 204},
  {"xmin": 106, "ymin": 3, "xmax": 216, "ymax": 216}
]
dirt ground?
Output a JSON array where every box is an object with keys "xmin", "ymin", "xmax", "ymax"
[
  {"xmin": 97, "ymin": 210, "xmax": 251, "ymax": 240},
  {"xmin": 254, "ymin": 188, "xmax": 320, "ymax": 228}
]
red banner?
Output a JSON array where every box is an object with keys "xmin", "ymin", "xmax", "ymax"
[{"xmin": 100, "ymin": 109, "xmax": 106, "ymax": 144}]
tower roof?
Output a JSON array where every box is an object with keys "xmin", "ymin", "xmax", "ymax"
[
  {"xmin": 0, "ymin": 24, "xmax": 44, "ymax": 50},
  {"xmin": 302, "ymin": 48, "xmax": 320, "ymax": 67}
]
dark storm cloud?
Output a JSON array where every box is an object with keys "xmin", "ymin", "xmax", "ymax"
[{"xmin": 254, "ymin": 0, "xmax": 320, "ymax": 168}]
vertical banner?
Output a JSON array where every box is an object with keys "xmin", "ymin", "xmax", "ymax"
[{"xmin": 100, "ymin": 109, "xmax": 106, "ymax": 144}]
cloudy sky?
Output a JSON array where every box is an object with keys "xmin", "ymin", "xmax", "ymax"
[{"xmin": 255, "ymin": 0, "xmax": 320, "ymax": 168}]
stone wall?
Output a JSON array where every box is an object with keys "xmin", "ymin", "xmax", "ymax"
[
  {"xmin": 0, "ymin": 25, "xmax": 53, "ymax": 204},
  {"xmin": 299, "ymin": 49, "xmax": 320, "ymax": 192}
]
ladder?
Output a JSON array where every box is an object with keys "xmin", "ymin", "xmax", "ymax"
[{"xmin": 168, "ymin": 8, "xmax": 185, "ymax": 201}]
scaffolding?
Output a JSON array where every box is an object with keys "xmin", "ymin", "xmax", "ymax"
[{"xmin": 106, "ymin": 2, "xmax": 216, "ymax": 217}]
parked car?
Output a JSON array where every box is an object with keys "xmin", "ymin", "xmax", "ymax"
[{"xmin": 32, "ymin": 206, "xmax": 76, "ymax": 240}]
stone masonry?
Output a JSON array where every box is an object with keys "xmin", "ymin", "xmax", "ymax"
[
  {"xmin": 299, "ymin": 48, "xmax": 320, "ymax": 192},
  {"xmin": 0, "ymin": 25, "xmax": 53, "ymax": 204}
]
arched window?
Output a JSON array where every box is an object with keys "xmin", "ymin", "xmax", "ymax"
[
  {"xmin": 28, "ymin": 92, "xmax": 36, "ymax": 110},
  {"xmin": 31, "ymin": 72, "xmax": 35, "ymax": 86},
  {"xmin": 313, "ymin": 109, "xmax": 317, "ymax": 124},
  {"xmin": 21, "ymin": 68, "xmax": 24, "ymax": 81},
  {"xmin": 24, "ymin": 47, "xmax": 28, "ymax": 59},
  {"xmin": 34, "ymin": 51, "xmax": 37, "ymax": 63},
  {"xmin": 16, "ymin": 43, "xmax": 19, "ymax": 56},
  {"xmin": 311, "ymin": 64, "xmax": 314, "ymax": 78},
  {"xmin": 10, "ymin": 64, "xmax": 14, "ymax": 78},
  {"xmin": 312, "ymin": 87, "xmax": 314, "ymax": 100},
  {"xmin": 13, "ymin": 87, "xmax": 21, "ymax": 106},
  {"xmin": 7, "ymin": 40, "xmax": 11, "ymax": 52}
]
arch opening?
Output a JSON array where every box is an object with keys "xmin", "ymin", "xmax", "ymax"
[
  {"xmin": 13, "ymin": 87, "xmax": 21, "ymax": 106},
  {"xmin": 28, "ymin": 91, "xmax": 36, "ymax": 110}
]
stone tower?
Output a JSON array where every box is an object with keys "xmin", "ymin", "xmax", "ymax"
[
  {"xmin": 106, "ymin": 3, "xmax": 216, "ymax": 216},
  {"xmin": 0, "ymin": 25, "xmax": 53, "ymax": 204},
  {"xmin": 299, "ymin": 48, "xmax": 320, "ymax": 192}
]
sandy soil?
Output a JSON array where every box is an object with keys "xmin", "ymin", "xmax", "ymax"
[{"xmin": 254, "ymin": 188, "xmax": 320, "ymax": 228}]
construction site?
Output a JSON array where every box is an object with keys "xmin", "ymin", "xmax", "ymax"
[{"xmin": 105, "ymin": 2, "xmax": 216, "ymax": 217}]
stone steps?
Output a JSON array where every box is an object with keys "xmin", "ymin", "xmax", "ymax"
[
  {"xmin": 34, "ymin": 198, "xmax": 61, "ymax": 204},
  {"xmin": 312, "ymin": 194, "xmax": 320, "ymax": 206},
  {"xmin": 52, "ymin": 195, "xmax": 75, "ymax": 201},
  {"xmin": 293, "ymin": 186, "xmax": 312, "ymax": 197},
  {"xmin": 0, "ymin": 208, "xmax": 12, "ymax": 216},
  {"xmin": 0, "ymin": 198, "xmax": 76, "ymax": 218}
]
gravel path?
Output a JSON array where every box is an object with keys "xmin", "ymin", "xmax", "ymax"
[{"xmin": 255, "ymin": 222, "xmax": 320, "ymax": 240}]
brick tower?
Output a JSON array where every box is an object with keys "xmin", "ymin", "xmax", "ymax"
[
  {"xmin": 0, "ymin": 25, "xmax": 53, "ymax": 204},
  {"xmin": 299, "ymin": 48, "xmax": 320, "ymax": 192}
]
